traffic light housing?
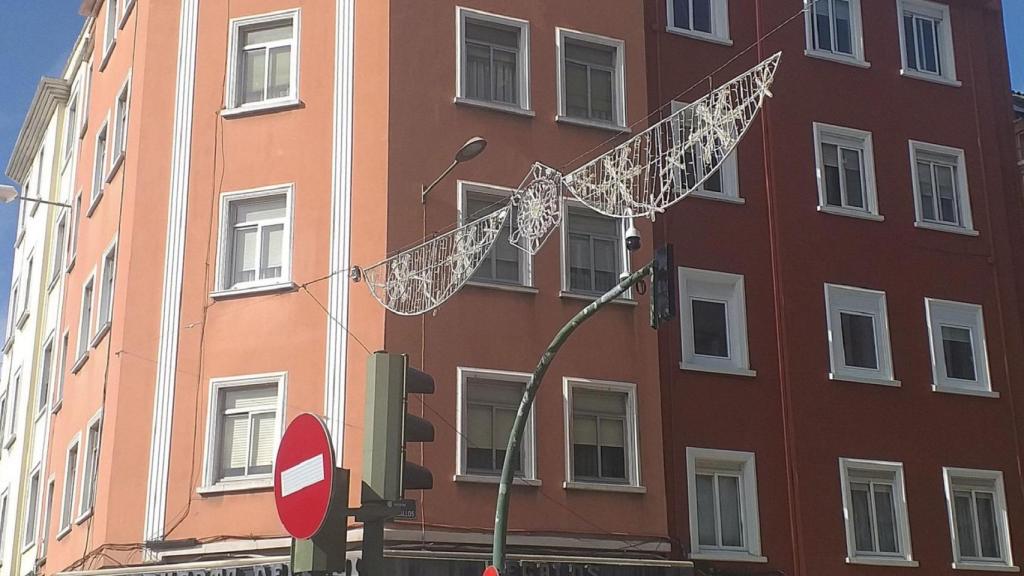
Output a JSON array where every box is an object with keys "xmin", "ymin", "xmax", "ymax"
[
  {"xmin": 362, "ymin": 352, "xmax": 435, "ymax": 503},
  {"xmin": 651, "ymin": 244, "xmax": 676, "ymax": 329}
]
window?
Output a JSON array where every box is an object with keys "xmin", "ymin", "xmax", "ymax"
[
  {"xmin": 457, "ymin": 8, "xmax": 530, "ymax": 112},
  {"xmin": 944, "ymin": 468, "xmax": 1016, "ymax": 571},
  {"xmin": 17, "ymin": 256, "xmax": 33, "ymax": 327},
  {"xmin": 670, "ymin": 101, "xmax": 740, "ymax": 202},
  {"xmin": 51, "ymin": 213, "xmax": 67, "ymax": 286},
  {"xmin": 925, "ymin": 298, "xmax": 992, "ymax": 396},
  {"xmin": 53, "ymin": 332, "xmax": 68, "ymax": 411},
  {"xmin": 839, "ymin": 459, "xmax": 916, "ymax": 566},
  {"xmin": 97, "ymin": 242, "xmax": 117, "ymax": 334},
  {"xmin": 227, "ymin": 11, "xmax": 300, "ymax": 110},
  {"xmin": 456, "ymin": 368, "xmax": 536, "ymax": 483},
  {"xmin": 7, "ymin": 284, "xmax": 18, "ymax": 336},
  {"xmin": 102, "ymin": 0, "xmax": 117, "ymax": 60},
  {"xmin": 40, "ymin": 479, "xmax": 54, "ymax": 558},
  {"xmin": 112, "ymin": 78, "xmax": 130, "ymax": 164},
  {"xmin": 805, "ymin": 0, "xmax": 866, "ymax": 64},
  {"xmin": 203, "ymin": 374, "xmax": 284, "ymax": 489},
  {"xmin": 667, "ymin": 0, "xmax": 731, "ymax": 44},
  {"xmin": 69, "ymin": 192, "xmax": 82, "ymax": 267},
  {"xmin": 91, "ymin": 122, "xmax": 108, "ymax": 209},
  {"xmin": 0, "ymin": 491, "xmax": 7, "ymax": 555},
  {"xmin": 23, "ymin": 469, "xmax": 39, "ymax": 545},
  {"xmin": 6, "ymin": 371, "xmax": 21, "ymax": 445},
  {"xmin": 565, "ymin": 379, "xmax": 640, "ymax": 489},
  {"xmin": 686, "ymin": 448, "xmax": 764, "ymax": 562},
  {"xmin": 825, "ymin": 284, "xmax": 896, "ymax": 385},
  {"xmin": 37, "ymin": 337, "xmax": 54, "ymax": 416},
  {"xmin": 79, "ymin": 414, "xmax": 101, "ymax": 517},
  {"xmin": 78, "ymin": 64, "xmax": 91, "ymax": 136},
  {"xmin": 814, "ymin": 123, "xmax": 879, "ymax": 219},
  {"xmin": 63, "ymin": 89, "xmax": 78, "ymax": 162},
  {"xmin": 76, "ymin": 276, "xmax": 94, "ymax": 363},
  {"xmin": 217, "ymin": 187, "xmax": 292, "ymax": 293},
  {"xmin": 60, "ymin": 439, "xmax": 78, "ymax": 533},
  {"xmin": 898, "ymin": 0, "xmax": 958, "ymax": 84},
  {"xmin": 460, "ymin": 183, "xmax": 531, "ymax": 287},
  {"xmin": 563, "ymin": 204, "xmax": 626, "ymax": 296},
  {"xmin": 29, "ymin": 150, "xmax": 43, "ymax": 217},
  {"xmin": 557, "ymin": 29, "xmax": 625, "ymax": 128},
  {"xmin": 910, "ymin": 141, "xmax": 973, "ymax": 233},
  {"xmin": 678, "ymin": 268, "xmax": 753, "ymax": 376},
  {"xmin": 0, "ymin": 395, "xmax": 7, "ymax": 447}
]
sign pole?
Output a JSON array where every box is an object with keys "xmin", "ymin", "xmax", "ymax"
[{"xmin": 291, "ymin": 468, "xmax": 350, "ymax": 573}]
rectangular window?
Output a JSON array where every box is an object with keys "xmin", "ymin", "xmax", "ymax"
[
  {"xmin": 103, "ymin": 0, "xmax": 117, "ymax": 57},
  {"xmin": 63, "ymin": 90, "xmax": 79, "ymax": 162},
  {"xmin": 926, "ymin": 298, "xmax": 991, "ymax": 396},
  {"xmin": 0, "ymin": 491, "xmax": 7, "ymax": 554},
  {"xmin": 60, "ymin": 440, "xmax": 78, "ymax": 532},
  {"xmin": 944, "ymin": 468, "xmax": 1015, "ymax": 570},
  {"xmin": 806, "ymin": 0, "xmax": 866, "ymax": 63},
  {"xmin": 566, "ymin": 379, "xmax": 639, "ymax": 488},
  {"xmin": 69, "ymin": 192, "xmax": 82, "ymax": 266},
  {"xmin": 825, "ymin": 284, "xmax": 896, "ymax": 385},
  {"xmin": 679, "ymin": 268, "xmax": 753, "ymax": 376},
  {"xmin": 563, "ymin": 205, "xmax": 625, "ymax": 295},
  {"xmin": 814, "ymin": 124, "xmax": 879, "ymax": 218},
  {"xmin": 77, "ymin": 276, "xmax": 95, "ymax": 361},
  {"xmin": 24, "ymin": 469, "xmax": 39, "ymax": 544},
  {"xmin": 29, "ymin": 150, "xmax": 43, "ymax": 217},
  {"xmin": 6, "ymin": 372, "xmax": 20, "ymax": 443},
  {"xmin": 0, "ymin": 395, "xmax": 7, "ymax": 447},
  {"xmin": 227, "ymin": 11, "xmax": 300, "ymax": 110},
  {"xmin": 80, "ymin": 416, "xmax": 101, "ymax": 517},
  {"xmin": 97, "ymin": 242, "xmax": 117, "ymax": 332},
  {"xmin": 18, "ymin": 256, "xmax": 33, "ymax": 326},
  {"xmin": 91, "ymin": 123, "xmax": 108, "ymax": 208},
  {"xmin": 112, "ymin": 79, "xmax": 130, "ymax": 162},
  {"xmin": 204, "ymin": 375, "xmax": 284, "ymax": 488},
  {"xmin": 40, "ymin": 479, "xmax": 54, "ymax": 558},
  {"xmin": 667, "ymin": 0, "xmax": 730, "ymax": 43},
  {"xmin": 458, "ymin": 9, "xmax": 529, "ymax": 111},
  {"xmin": 898, "ymin": 0, "xmax": 958, "ymax": 84},
  {"xmin": 461, "ymin": 184, "xmax": 530, "ymax": 287},
  {"xmin": 687, "ymin": 448, "xmax": 763, "ymax": 562},
  {"xmin": 670, "ymin": 101, "xmax": 740, "ymax": 201},
  {"xmin": 53, "ymin": 332, "xmax": 68, "ymax": 411},
  {"xmin": 38, "ymin": 337, "xmax": 54, "ymax": 415},
  {"xmin": 51, "ymin": 213, "xmax": 67, "ymax": 285},
  {"xmin": 457, "ymin": 368, "xmax": 536, "ymax": 482},
  {"xmin": 218, "ymin": 188, "xmax": 292, "ymax": 293},
  {"xmin": 910, "ymin": 141, "xmax": 972, "ymax": 232},
  {"xmin": 839, "ymin": 459, "xmax": 916, "ymax": 565},
  {"xmin": 7, "ymin": 284, "xmax": 18, "ymax": 337},
  {"xmin": 558, "ymin": 30, "xmax": 625, "ymax": 127}
]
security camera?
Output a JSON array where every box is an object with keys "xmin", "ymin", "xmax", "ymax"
[{"xmin": 625, "ymin": 224, "xmax": 641, "ymax": 252}]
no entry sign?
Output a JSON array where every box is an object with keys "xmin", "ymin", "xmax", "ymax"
[{"xmin": 274, "ymin": 413, "xmax": 337, "ymax": 540}]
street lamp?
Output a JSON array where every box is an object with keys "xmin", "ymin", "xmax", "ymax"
[
  {"xmin": 0, "ymin": 184, "xmax": 71, "ymax": 209},
  {"xmin": 420, "ymin": 137, "xmax": 488, "ymax": 203}
]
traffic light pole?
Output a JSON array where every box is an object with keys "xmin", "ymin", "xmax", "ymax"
[{"xmin": 491, "ymin": 262, "xmax": 654, "ymax": 571}]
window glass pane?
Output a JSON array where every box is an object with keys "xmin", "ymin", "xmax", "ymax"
[
  {"xmin": 851, "ymin": 482, "xmax": 874, "ymax": 552},
  {"xmin": 935, "ymin": 164, "xmax": 958, "ymax": 224},
  {"xmin": 823, "ymin": 144, "xmax": 843, "ymax": 207},
  {"xmin": 874, "ymin": 484, "xmax": 899, "ymax": 553},
  {"xmin": 234, "ymin": 196, "xmax": 286, "ymax": 223},
  {"xmin": 590, "ymin": 68, "xmax": 614, "ymax": 122},
  {"xmin": 243, "ymin": 23, "xmax": 293, "ymax": 46},
  {"xmin": 249, "ymin": 411, "xmax": 276, "ymax": 474},
  {"xmin": 568, "ymin": 233, "xmax": 592, "ymax": 292},
  {"xmin": 673, "ymin": 0, "xmax": 691, "ymax": 30},
  {"xmin": 466, "ymin": 43, "xmax": 491, "ymax": 101},
  {"xmin": 834, "ymin": 0, "xmax": 853, "ymax": 54},
  {"xmin": 954, "ymin": 491, "xmax": 978, "ymax": 558},
  {"xmin": 917, "ymin": 161, "xmax": 936, "ymax": 221},
  {"xmin": 574, "ymin": 390, "xmax": 626, "ymax": 415},
  {"xmin": 232, "ymin": 227, "xmax": 258, "ymax": 285},
  {"xmin": 814, "ymin": 0, "xmax": 833, "ymax": 51},
  {"xmin": 564, "ymin": 62, "xmax": 589, "ymax": 119},
  {"xmin": 942, "ymin": 326, "xmax": 977, "ymax": 381},
  {"xmin": 220, "ymin": 413, "xmax": 248, "ymax": 478},
  {"xmin": 718, "ymin": 475, "xmax": 743, "ymax": 547},
  {"xmin": 841, "ymin": 147, "xmax": 864, "ymax": 209},
  {"xmin": 573, "ymin": 415, "xmax": 599, "ymax": 478},
  {"xmin": 494, "ymin": 407, "xmax": 519, "ymax": 473},
  {"xmin": 692, "ymin": 0, "xmax": 712, "ymax": 33},
  {"xmin": 593, "ymin": 237, "xmax": 618, "ymax": 292},
  {"xmin": 692, "ymin": 299, "xmax": 729, "ymax": 358},
  {"xmin": 565, "ymin": 41, "xmax": 614, "ymax": 68},
  {"xmin": 260, "ymin": 223, "xmax": 284, "ymax": 280},
  {"xmin": 467, "ymin": 404, "xmax": 493, "ymax": 471},
  {"xmin": 918, "ymin": 18, "xmax": 939, "ymax": 73},
  {"xmin": 267, "ymin": 45, "xmax": 291, "ymax": 100},
  {"xmin": 696, "ymin": 474, "xmax": 717, "ymax": 546},
  {"xmin": 466, "ymin": 21, "xmax": 519, "ymax": 49},
  {"xmin": 841, "ymin": 312, "xmax": 878, "ymax": 370},
  {"xmin": 492, "ymin": 49, "xmax": 518, "ymax": 104},
  {"xmin": 600, "ymin": 444, "xmax": 626, "ymax": 480},
  {"xmin": 903, "ymin": 15, "xmax": 918, "ymax": 70},
  {"xmin": 977, "ymin": 492, "xmax": 1001, "ymax": 559},
  {"xmin": 467, "ymin": 194, "xmax": 520, "ymax": 284},
  {"xmin": 241, "ymin": 49, "xmax": 266, "ymax": 105}
]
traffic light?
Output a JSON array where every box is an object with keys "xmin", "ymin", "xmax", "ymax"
[
  {"xmin": 651, "ymin": 244, "xmax": 676, "ymax": 329},
  {"xmin": 362, "ymin": 352, "xmax": 435, "ymax": 503}
]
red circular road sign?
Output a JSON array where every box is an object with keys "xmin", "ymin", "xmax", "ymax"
[
  {"xmin": 274, "ymin": 413, "xmax": 337, "ymax": 540},
  {"xmin": 483, "ymin": 567, "xmax": 500, "ymax": 576}
]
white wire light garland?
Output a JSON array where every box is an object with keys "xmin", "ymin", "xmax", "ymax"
[{"xmin": 508, "ymin": 163, "xmax": 566, "ymax": 255}]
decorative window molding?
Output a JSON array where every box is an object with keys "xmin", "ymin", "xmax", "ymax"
[
  {"xmin": 560, "ymin": 200, "xmax": 630, "ymax": 297},
  {"xmin": 458, "ymin": 181, "xmax": 533, "ymax": 288},
  {"xmin": 59, "ymin": 434, "xmax": 81, "ymax": 534},
  {"xmin": 224, "ymin": 9, "xmax": 302, "ymax": 115},
  {"xmin": 825, "ymin": 284, "xmax": 897, "ymax": 386},
  {"xmin": 563, "ymin": 377, "xmax": 641, "ymax": 490},
  {"xmin": 804, "ymin": 0, "xmax": 868, "ymax": 66},
  {"xmin": 925, "ymin": 298, "xmax": 993, "ymax": 397},
  {"xmin": 943, "ymin": 467, "xmax": 1017, "ymax": 571},
  {"xmin": 78, "ymin": 410, "xmax": 102, "ymax": 519},
  {"xmin": 455, "ymin": 7, "xmax": 531, "ymax": 114},
  {"xmin": 678, "ymin": 267, "xmax": 754, "ymax": 377},
  {"xmin": 556, "ymin": 28, "xmax": 627, "ymax": 130},
  {"xmin": 214, "ymin": 185, "xmax": 294, "ymax": 296},
  {"xmin": 813, "ymin": 123, "xmax": 881, "ymax": 220},
  {"xmin": 839, "ymin": 458, "xmax": 917, "ymax": 567},
  {"xmin": 455, "ymin": 367, "xmax": 538, "ymax": 485},
  {"xmin": 686, "ymin": 447, "xmax": 765, "ymax": 563},
  {"xmin": 670, "ymin": 101, "xmax": 741, "ymax": 202},
  {"xmin": 909, "ymin": 140, "xmax": 974, "ymax": 234},
  {"xmin": 897, "ymin": 0, "xmax": 960, "ymax": 86},
  {"xmin": 666, "ymin": 0, "xmax": 732, "ymax": 45}
]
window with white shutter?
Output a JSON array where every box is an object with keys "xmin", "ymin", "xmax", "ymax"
[
  {"xmin": 217, "ymin": 187, "xmax": 293, "ymax": 295},
  {"xmin": 456, "ymin": 368, "xmax": 537, "ymax": 484},
  {"xmin": 204, "ymin": 376, "xmax": 284, "ymax": 490}
]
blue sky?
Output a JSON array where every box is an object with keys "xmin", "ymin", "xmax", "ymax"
[{"xmin": 0, "ymin": 4, "xmax": 1020, "ymax": 332}]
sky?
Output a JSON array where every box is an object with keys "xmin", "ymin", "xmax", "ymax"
[{"xmin": 0, "ymin": 3, "xmax": 1020, "ymax": 333}]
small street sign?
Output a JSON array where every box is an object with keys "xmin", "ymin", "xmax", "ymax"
[
  {"xmin": 396, "ymin": 498, "xmax": 417, "ymax": 520},
  {"xmin": 274, "ymin": 413, "xmax": 337, "ymax": 540},
  {"xmin": 483, "ymin": 566, "xmax": 500, "ymax": 576}
]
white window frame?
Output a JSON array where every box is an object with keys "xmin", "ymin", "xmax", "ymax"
[
  {"xmin": 943, "ymin": 467, "xmax": 1017, "ymax": 571},
  {"xmin": 68, "ymin": 191, "xmax": 83, "ymax": 271},
  {"xmin": 74, "ymin": 272, "xmax": 96, "ymax": 372},
  {"xmin": 22, "ymin": 466, "xmax": 40, "ymax": 550},
  {"xmin": 455, "ymin": 367, "xmax": 538, "ymax": 486},
  {"xmin": 119, "ymin": 0, "xmax": 137, "ymax": 29},
  {"xmin": 200, "ymin": 372, "xmax": 287, "ymax": 493},
  {"xmin": 670, "ymin": 101, "xmax": 741, "ymax": 203},
  {"xmin": 110, "ymin": 73, "xmax": 131, "ymax": 174},
  {"xmin": 686, "ymin": 447, "xmax": 765, "ymax": 563},
  {"xmin": 58, "ymin": 434, "xmax": 80, "ymax": 537},
  {"xmin": 925, "ymin": 298, "xmax": 993, "ymax": 397},
  {"xmin": 17, "ymin": 254, "xmax": 33, "ymax": 328},
  {"xmin": 101, "ymin": 0, "xmax": 118, "ymax": 69},
  {"xmin": 28, "ymin": 149, "xmax": 44, "ymax": 218},
  {"xmin": 77, "ymin": 410, "xmax": 102, "ymax": 521},
  {"xmin": 897, "ymin": 0, "xmax": 960, "ymax": 86},
  {"xmin": 214, "ymin": 185, "xmax": 294, "ymax": 296},
  {"xmin": 666, "ymin": 0, "xmax": 732, "ymax": 45},
  {"xmin": 455, "ymin": 7, "xmax": 532, "ymax": 115},
  {"xmin": 839, "ymin": 458, "xmax": 917, "ymax": 567},
  {"xmin": 78, "ymin": 64, "xmax": 91, "ymax": 138},
  {"xmin": 53, "ymin": 331, "xmax": 69, "ymax": 413},
  {"xmin": 803, "ymin": 0, "xmax": 868, "ymax": 67},
  {"xmin": 94, "ymin": 239, "xmax": 117, "ymax": 343},
  {"xmin": 458, "ymin": 181, "xmax": 534, "ymax": 290},
  {"xmin": 62, "ymin": 84, "xmax": 80, "ymax": 166},
  {"xmin": 0, "ymin": 489, "xmax": 8, "ymax": 559},
  {"xmin": 825, "ymin": 284, "xmax": 897, "ymax": 386},
  {"xmin": 562, "ymin": 377, "xmax": 643, "ymax": 493},
  {"xmin": 813, "ymin": 123, "xmax": 881, "ymax": 220},
  {"xmin": 89, "ymin": 117, "xmax": 109, "ymax": 214},
  {"xmin": 678, "ymin": 267, "xmax": 754, "ymax": 377},
  {"xmin": 909, "ymin": 140, "xmax": 974, "ymax": 235},
  {"xmin": 555, "ymin": 28, "xmax": 627, "ymax": 130},
  {"xmin": 6, "ymin": 369, "xmax": 21, "ymax": 447},
  {"xmin": 37, "ymin": 334, "xmax": 55, "ymax": 418},
  {"xmin": 224, "ymin": 9, "xmax": 302, "ymax": 115},
  {"xmin": 560, "ymin": 199, "xmax": 630, "ymax": 298},
  {"xmin": 50, "ymin": 211, "xmax": 68, "ymax": 289},
  {"xmin": 39, "ymin": 477, "xmax": 55, "ymax": 559}
]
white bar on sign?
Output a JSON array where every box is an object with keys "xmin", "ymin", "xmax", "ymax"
[{"xmin": 281, "ymin": 454, "xmax": 326, "ymax": 497}]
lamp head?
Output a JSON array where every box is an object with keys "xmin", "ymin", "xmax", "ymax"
[
  {"xmin": 454, "ymin": 137, "xmax": 488, "ymax": 163},
  {"xmin": 0, "ymin": 185, "xmax": 18, "ymax": 204}
]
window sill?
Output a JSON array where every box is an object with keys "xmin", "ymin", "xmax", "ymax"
[
  {"xmin": 2, "ymin": 336, "xmax": 13, "ymax": 354},
  {"xmin": 563, "ymin": 481, "xmax": 645, "ymax": 494},
  {"xmin": 197, "ymin": 478, "xmax": 274, "ymax": 496},
  {"xmin": 99, "ymin": 40, "xmax": 116, "ymax": 72},
  {"xmin": 933, "ymin": 384, "xmax": 999, "ymax": 399},
  {"xmin": 74, "ymin": 508, "xmax": 93, "ymax": 525},
  {"xmin": 105, "ymin": 153, "xmax": 125, "ymax": 184},
  {"xmin": 689, "ymin": 190, "xmax": 745, "ymax": 205},
  {"xmin": 680, "ymin": 362, "xmax": 757, "ymax": 378},
  {"xmin": 221, "ymin": 98, "xmax": 303, "ymax": 118},
  {"xmin": 56, "ymin": 526, "xmax": 71, "ymax": 541},
  {"xmin": 210, "ymin": 281, "xmax": 298, "ymax": 300},
  {"xmin": 804, "ymin": 49, "xmax": 871, "ymax": 69},
  {"xmin": 4, "ymin": 435, "xmax": 16, "ymax": 449},
  {"xmin": 689, "ymin": 552, "xmax": 768, "ymax": 564},
  {"xmin": 664, "ymin": 27, "xmax": 733, "ymax": 46},
  {"xmin": 79, "ymin": 120, "xmax": 88, "ymax": 141},
  {"xmin": 454, "ymin": 474, "xmax": 541, "ymax": 487},
  {"xmin": 71, "ymin": 352, "xmax": 89, "ymax": 374},
  {"xmin": 847, "ymin": 557, "xmax": 919, "ymax": 568},
  {"xmin": 465, "ymin": 281, "xmax": 538, "ymax": 295},
  {"xmin": 48, "ymin": 273, "xmax": 61, "ymax": 293},
  {"xmin": 555, "ymin": 116, "xmax": 630, "ymax": 134},
  {"xmin": 559, "ymin": 291, "xmax": 637, "ymax": 306},
  {"xmin": 914, "ymin": 221, "xmax": 979, "ymax": 237},
  {"xmin": 16, "ymin": 311, "xmax": 30, "ymax": 330},
  {"xmin": 66, "ymin": 255, "xmax": 77, "ymax": 274},
  {"xmin": 829, "ymin": 373, "xmax": 901, "ymax": 388},
  {"xmin": 952, "ymin": 563, "xmax": 1020, "ymax": 573},
  {"xmin": 818, "ymin": 205, "xmax": 884, "ymax": 222},
  {"xmin": 15, "ymin": 229, "xmax": 25, "ymax": 248},
  {"xmin": 51, "ymin": 400, "xmax": 62, "ymax": 415},
  {"xmin": 87, "ymin": 192, "xmax": 103, "ymax": 217},
  {"xmin": 91, "ymin": 323, "xmax": 111, "ymax": 348},
  {"xmin": 118, "ymin": 0, "xmax": 135, "ymax": 29},
  {"xmin": 21, "ymin": 541, "xmax": 35, "ymax": 554},
  {"xmin": 900, "ymin": 69, "xmax": 962, "ymax": 88},
  {"xmin": 454, "ymin": 97, "xmax": 535, "ymax": 118}
]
